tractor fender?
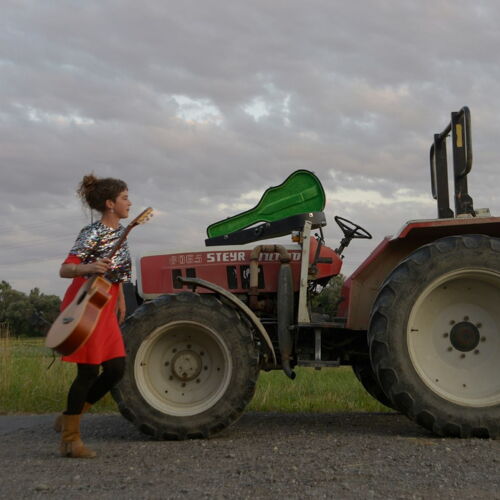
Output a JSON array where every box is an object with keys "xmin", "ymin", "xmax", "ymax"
[
  {"xmin": 178, "ymin": 276, "xmax": 277, "ymax": 365},
  {"xmin": 338, "ymin": 216, "xmax": 500, "ymax": 331}
]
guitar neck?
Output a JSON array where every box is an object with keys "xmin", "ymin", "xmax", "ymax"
[
  {"xmin": 100, "ymin": 207, "xmax": 153, "ymax": 262},
  {"xmin": 106, "ymin": 227, "xmax": 131, "ymax": 260}
]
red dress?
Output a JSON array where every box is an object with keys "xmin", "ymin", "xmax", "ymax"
[{"xmin": 60, "ymin": 258, "xmax": 126, "ymax": 365}]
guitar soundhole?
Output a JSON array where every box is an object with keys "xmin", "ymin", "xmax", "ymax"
[{"xmin": 76, "ymin": 290, "xmax": 88, "ymax": 305}]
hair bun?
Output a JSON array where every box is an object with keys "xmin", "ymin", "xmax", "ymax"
[
  {"xmin": 77, "ymin": 173, "xmax": 98, "ymax": 201},
  {"xmin": 82, "ymin": 174, "xmax": 98, "ymax": 189}
]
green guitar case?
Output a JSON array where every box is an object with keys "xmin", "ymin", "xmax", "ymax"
[{"xmin": 206, "ymin": 170, "xmax": 326, "ymax": 238}]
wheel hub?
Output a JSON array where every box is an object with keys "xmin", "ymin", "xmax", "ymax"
[
  {"xmin": 449, "ymin": 321, "xmax": 480, "ymax": 352},
  {"xmin": 171, "ymin": 350, "xmax": 202, "ymax": 381},
  {"xmin": 134, "ymin": 319, "xmax": 233, "ymax": 417},
  {"xmin": 407, "ymin": 269, "xmax": 500, "ymax": 407}
]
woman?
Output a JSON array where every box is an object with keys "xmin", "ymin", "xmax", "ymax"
[{"xmin": 56, "ymin": 174, "xmax": 132, "ymax": 458}]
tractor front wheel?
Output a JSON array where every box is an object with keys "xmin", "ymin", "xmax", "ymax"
[
  {"xmin": 112, "ymin": 292, "xmax": 259, "ymax": 439},
  {"xmin": 369, "ymin": 235, "xmax": 500, "ymax": 438}
]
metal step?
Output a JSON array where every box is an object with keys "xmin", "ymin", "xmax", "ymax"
[{"xmin": 297, "ymin": 359, "xmax": 340, "ymax": 369}]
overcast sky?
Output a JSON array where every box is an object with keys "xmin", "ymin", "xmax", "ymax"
[{"xmin": 2, "ymin": 0, "xmax": 500, "ymax": 297}]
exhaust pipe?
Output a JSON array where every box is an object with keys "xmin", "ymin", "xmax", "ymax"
[
  {"xmin": 249, "ymin": 245, "xmax": 295, "ymax": 379},
  {"xmin": 277, "ymin": 262, "xmax": 295, "ymax": 379}
]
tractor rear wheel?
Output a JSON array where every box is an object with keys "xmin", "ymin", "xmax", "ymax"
[
  {"xmin": 112, "ymin": 292, "xmax": 259, "ymax": 439},
  {"xmin": 352, "ymin": 359, "xmax": 395, "ymax": 410},
  {"xmin": 369, "ymin": 235, "xmax": 500, "ymax": 438}
]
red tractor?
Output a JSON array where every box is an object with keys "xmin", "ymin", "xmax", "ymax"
[{"xmin": 114, "ymin": 107, "xmax": 500, "ymax": 439}]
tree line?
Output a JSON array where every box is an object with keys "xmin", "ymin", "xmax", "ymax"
[
  {"xmin": 0, "ymin": 275, "xmax": 345, "ymax": 338},
  {"xmin": 0, "ymin": 281, "xmax": 61, "ymax": 337}
]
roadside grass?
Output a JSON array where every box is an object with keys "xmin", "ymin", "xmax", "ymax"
[
  {"xmin": 249, "ymin": 367, "xmax": 390, "ymax": 413},
  {"xmin": 0, "ymin": 337, "xmax": 390, "ymax": 414},
  {"xmin": 0, "ymin": 337, "xmax": 117, "ymax": 414}
]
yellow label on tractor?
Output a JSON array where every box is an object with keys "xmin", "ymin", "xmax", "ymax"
[{"xmin": 456, "ymin": 123, "xmax": 463, "ymax": 147}]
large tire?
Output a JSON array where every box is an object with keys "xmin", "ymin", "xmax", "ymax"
[
  {"xmin": 368, "ymin": 234, "xmax": 500, "ymax": 438},
  {"xmin": 112, "ymin": 292, "xmax": 259, "ymax": 440},
  {"xmin": 351, "ymin": 359, "xmax": 396, "ymax": 410}
]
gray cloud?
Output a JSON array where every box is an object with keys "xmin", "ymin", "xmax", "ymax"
[{"xmin": 2, "ymin": 0, "xmax": 500, "ymax": 296}]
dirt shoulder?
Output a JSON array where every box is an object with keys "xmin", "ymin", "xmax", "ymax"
[{"xmin": 1, "ymin": 411, "xmax": 499, "ymax": 499}]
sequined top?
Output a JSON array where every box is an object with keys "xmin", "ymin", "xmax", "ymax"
[{"xmin": 68, "ymin": 221, "xmax": 132, "ymax": 283}]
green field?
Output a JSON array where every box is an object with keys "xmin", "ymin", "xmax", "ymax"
[{"xmin": 0, "ymin": 337, "xmax": 390, "ymax": 414}]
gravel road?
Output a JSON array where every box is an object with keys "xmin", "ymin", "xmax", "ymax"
[{"xmin": 1, "ymin": 411, "xmax": 499, "ymax": 499}]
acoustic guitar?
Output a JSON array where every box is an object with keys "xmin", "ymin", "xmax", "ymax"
[{"xmin": 45, "ymin": 207, "xmax": 153, "ymax": 355}]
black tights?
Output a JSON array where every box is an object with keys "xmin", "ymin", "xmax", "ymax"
[{"xmin": 65, "ymin": 357, "xmax": 126, "ymax": 415}]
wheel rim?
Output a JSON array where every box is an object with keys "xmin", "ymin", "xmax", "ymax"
[
  {"xmin": 407, "ymin": 269, "xmax": 500, "ymax": 407},
  {"xmin": 134, "ymin": 320, "xmax": 233, "ymax": 417}
]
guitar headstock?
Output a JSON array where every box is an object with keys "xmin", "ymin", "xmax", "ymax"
[{"xmin": 130, "ymin": 207, "xmax": 154, "ymax": 228}]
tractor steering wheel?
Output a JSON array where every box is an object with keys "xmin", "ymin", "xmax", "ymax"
[{"xmin": 334, "ymin": 216, "xmax": 372, "ymax": 240}]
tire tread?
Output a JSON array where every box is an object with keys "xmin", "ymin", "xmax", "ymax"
[
  {"xmin": 113, "ymin": 292, "xmax": 259, "ymax": 440},
  {"xmin": 368, "ymin": 234, "xmax": 500, "ymax": 439}
]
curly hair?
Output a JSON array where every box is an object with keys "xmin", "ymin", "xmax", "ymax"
[{"xmin": 77, "ymin": 174, "xmax": 128, "ymax": 213}]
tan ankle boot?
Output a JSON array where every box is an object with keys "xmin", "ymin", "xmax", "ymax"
[
  {"xmin": 54, "ymin": 402, "xmax": 92, "ymax": 433},
  {"xmin": 60, "ymin": 414, "xmax": 96, "ymax": 458}
]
